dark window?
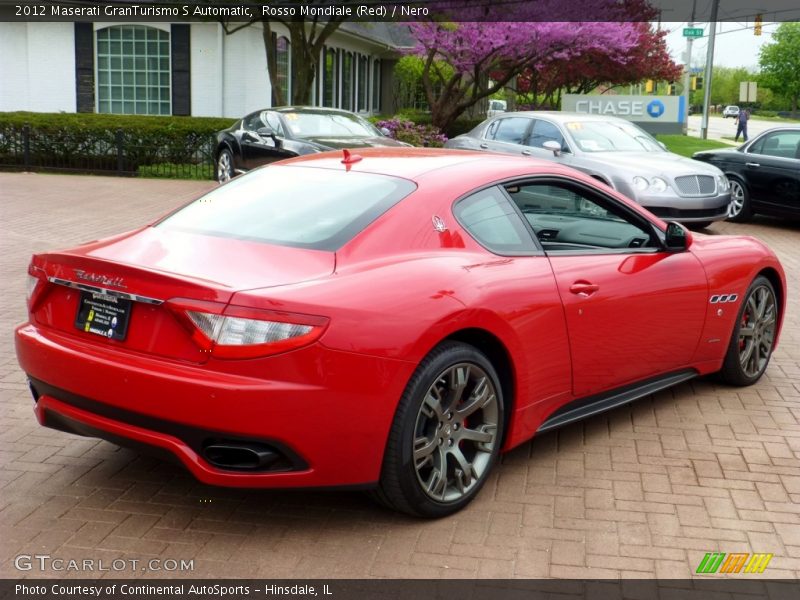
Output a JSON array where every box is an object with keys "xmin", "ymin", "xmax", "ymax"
[
  {"xmin": 505, "ymin": 182, "xmax": 656, "ymax": 251},
  {"xmin": 275, "ymin": 36, "xmax": 290, "ymax": 102},
  {"xmin": 323, "ymin": 48, "xmax": 337, "ymax": 108},
  {"xmin": 751, "ymin": 131, "xmax": 800, "ymax": 159},
  {"xmin": 527, "ymin": 119, "xmax": 567, "ymax": 151},
  {"xmin": 357, "ymin": 55, "xmax": 369, "ymax": 112},
  {"xmin": 485, "ymin": 117, "xmax": 532, "ymax": 145},
  {"xmin": 342, "ymin": 52, "xmax": 354, "ymax": 112},
  {"xmin": 157, "ymin": 166, "xmax": 416, "ymax": 252},
  {"xmin": 454, "ymin": 187, "xmax": 537, "ymax": 255},
  {"xmin": 372, "ymin": 59, "xmax": 381, "ymax": 111}
]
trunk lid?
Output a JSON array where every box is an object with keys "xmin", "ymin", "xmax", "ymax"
[{"xmin": 30, "ymin": 227, "xmax": 335, "ymax": 363}]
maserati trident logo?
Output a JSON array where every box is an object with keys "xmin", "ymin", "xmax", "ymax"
[{"xmin": 73, "ymin": 269, "xmax": 126, "ymax": 289}]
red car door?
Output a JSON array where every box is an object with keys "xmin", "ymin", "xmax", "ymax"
[{"xmin": 504, "ymin": 179, "xmax": 708, "ymax": 398}]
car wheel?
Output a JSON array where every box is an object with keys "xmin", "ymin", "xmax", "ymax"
[
  {"xmin": 216, "ymin": 149, "xmax": 234, "ymax": 184},
  {"xmin": 718, "ymin": 276, "xmax": 778, "ymax": 386},
  {"xmin": 372, "ymin": 341, "xmax": 504, "ymax": 517},
  {"xmin": 727, "ymin": 177, "xmax": 752, "ymax": 222}
]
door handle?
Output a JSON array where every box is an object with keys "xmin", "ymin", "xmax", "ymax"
[
  {"xmin": 479, "ymin": 143, "xmax": 489, "ymax": 149},
  {"xmin": 745, "ymin": 162, "xmax": 761, "ymax": 168},
  {"xmin": 521, "ymin": 150, "xmax": 531, "ymax": 156},
  {"xmin": 569, "ymin": 281, "xmax": 600, "ymax": 296}
]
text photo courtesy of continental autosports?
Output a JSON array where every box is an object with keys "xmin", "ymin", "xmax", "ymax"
[{"xmin": 1, "ymin": 0, "xmax": 799, "ymax": 597}]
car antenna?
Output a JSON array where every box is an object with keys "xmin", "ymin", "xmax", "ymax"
[{"xmin": 341, "ymin": 149, "xmax": 363, "ymax": 165}]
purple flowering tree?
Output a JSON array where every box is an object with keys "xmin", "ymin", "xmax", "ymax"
[{"xmin": 406, "ymin": 0, "xmax": 641, "ymax": 131}]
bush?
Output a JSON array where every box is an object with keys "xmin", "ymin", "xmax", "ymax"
[
  {"xmin": 0, "ymin": 111, "xmax": 235, "ymax": 175},
  {"xmin": 376, "ymin": 117, "xmax": 448, "ymax": 147}
]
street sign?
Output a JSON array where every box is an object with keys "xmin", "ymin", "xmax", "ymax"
[
  {"xmin": 740, "ymin": 81, "xmax": 757, "ymax": 102},
  {"xmin": 683, "ymin": 28, "xmax": 704, "ymax": 38}
]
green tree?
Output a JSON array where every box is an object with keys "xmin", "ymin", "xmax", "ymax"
[{"xmin": 759, "ymin": 22, "xmax": 800, "ymax": 114}]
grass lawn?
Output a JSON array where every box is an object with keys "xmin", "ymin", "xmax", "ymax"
[{"xmin": 656, "ymin": 135, "xmax": 731, "ymax": 158}]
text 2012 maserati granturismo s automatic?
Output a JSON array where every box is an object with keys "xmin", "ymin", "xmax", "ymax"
[{"xmin": 16, "ymin": 149, "xmax": 785, "ymax": 517}]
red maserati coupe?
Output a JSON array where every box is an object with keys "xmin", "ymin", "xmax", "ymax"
[{"xmin": 16, "ymin": 148, "xmax": 785, "ymax": 517}]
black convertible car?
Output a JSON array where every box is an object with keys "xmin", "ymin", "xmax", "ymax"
[
  {"xmin": 214, "ymin": 107, "xmax": 407, "ymax": 182},
  {"xmin": 693, "ymin": 126, "xmax": 800, "ymax": 221}
]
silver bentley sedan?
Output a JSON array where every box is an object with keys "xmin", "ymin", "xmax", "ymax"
[{"xmin": 445, "ymin": 112, "xmax": 732, "ymax": 227}]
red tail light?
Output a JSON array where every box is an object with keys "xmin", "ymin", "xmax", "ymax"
[{"xmin": 168, "ymin": 299, "xmax": 328, "ymax": 359}]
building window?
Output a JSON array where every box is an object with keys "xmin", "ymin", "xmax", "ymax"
[
  {"xmin": 275, "ymin": 36, "xmax": 290, "ymax": 104},
  {"xmin": 342, "ymin": 52, "xmax": 353, "ymax": 111},
  {"xmin": 323, "ymin": 48, "xmax": 337, "ymax": 108},
  {"xmin": 372, "ymin": 59, "xmax": 381, "ymax": 112},
  {"xmin": 357, "ymin": 55, "xmax": 369, "ymax": 112},
  {"xmin": 96, "ymin": 25, "xmax": 171, "ymax": 115}
]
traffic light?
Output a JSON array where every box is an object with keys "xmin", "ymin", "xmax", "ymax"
[
  {"xmin": 645, "ymin": 80, "xmax": 654, "ymax": 93},
  {"xmin": 755, "ymin": 14, "xmax": 762, "ymax": 36},
  {"xmin": 668, "ymin": 84, "xmax": 677, "ymax": 95},
  {"xmin": 695, "ymin": 76, "xmax": 703, "ymax": 91}
]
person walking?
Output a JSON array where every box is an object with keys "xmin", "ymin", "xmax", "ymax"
[{"xmin": 735, "ymin": 108, "xmax": 750, "ymax": 142}]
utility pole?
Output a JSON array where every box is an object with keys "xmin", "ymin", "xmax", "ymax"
[
  {"xmin": 682, "ymin": 0, "xmax": 697, "ymax": 134},
  {"xmin": 700, "ymin": 0, "xmax": 720, "ymax": 140}
]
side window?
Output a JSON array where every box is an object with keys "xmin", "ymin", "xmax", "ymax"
[
  {"xmin": 505, "ymin": 182, "xmax": 657, "ymax": 251},
  {"xmin": 751, "ymin": 131, "xmax": 800, "ymax": 159},
  {"xmin": 263, "ymin": 112, "xmax": 284, "ymax": 136},
  {"xmin": 454, "ymin": 187, "xmax": 538, "ymax": 255},
  {"xmin": 485, "ymin": 117, "xmax": 532, "ymax": 144},
  {"xmin": 243, "ymin": 113, "xmax": 263, "ymax": 131},
  {"xmin": 527, "ymin": 120, "xmax": 567, "ymax": 151}
]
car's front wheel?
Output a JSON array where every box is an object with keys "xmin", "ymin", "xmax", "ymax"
[
  {"xmin": 727, "ymin": 177, "xmax": 753, "ymax": 222},
  {"xmin": 718, "ymin": 275, "xmax": 778, "ymax": 386},
  {"xmin": 372, "ymin": 342, "xmax": 504, "ymax": 517},
  {"xmin": 216, "ymin": 148, "xmax": 234, "ymax": 183}
]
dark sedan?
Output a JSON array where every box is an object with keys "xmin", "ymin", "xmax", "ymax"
[
  {"xmin": 214, "ymin": 107, "xmax": 407, "ymax": 182},
  {"xmin": 694, "ymin": 126, "xmax": 800, "ymax": 221}
]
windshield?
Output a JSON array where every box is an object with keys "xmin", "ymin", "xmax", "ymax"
[
  {"xmin": 282, "ymin": 111, "xmax": 382, "ymax": 139},
  {"xmin": 157, "ymin": 166, "xmax": 416, "ymax": 251},
  {"xmin": 565, "ymin": 121, "xmax": 663, "ymax": 153}
]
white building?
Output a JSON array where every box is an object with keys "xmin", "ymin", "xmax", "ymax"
[{"xmin": 0, "ymin": 21, "xmax": 411, "ymax": 118}]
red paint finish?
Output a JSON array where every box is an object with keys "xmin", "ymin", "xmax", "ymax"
[{"xmin": 15, "ymin": 149, "xmax": 786, "ymax": 490}]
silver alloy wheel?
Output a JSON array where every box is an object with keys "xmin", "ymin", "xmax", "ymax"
[
  {"xmin": 413, "ymin": 363, "xmax": 499, "ymax": 503},
  {"xmin": 728, "ymin": 180, "xmax": 745, "ymax": 218},
  {"xmin": 738, "ymin": 284, "xmax": 777, "ymax": 378},
  {"xmin": 217, "ymin": 151, "xmax": 232, "ymax": 183}
]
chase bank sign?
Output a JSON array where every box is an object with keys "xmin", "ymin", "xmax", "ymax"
[{"xmin": 562, "ymin": 94, "xmax": 685, "ymax": 134}]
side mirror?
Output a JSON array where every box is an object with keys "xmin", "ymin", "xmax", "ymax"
[
  {"xmin": 257, "ymin": 126, "xmax": 276, "ymax": 138},
  {"xmin": 379, "ymin": 127, "xmax": 391, "ymax": 137},
  {"xmin": 664, "ymin": 221, "xmax": 693, "ymax": 251},
  {"xmin": 543, "ymin": 140, "xmax": 562, "ymax": 156}
]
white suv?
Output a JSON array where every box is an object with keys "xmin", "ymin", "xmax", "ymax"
[{"xmin": 723, "ymin": 105, "xmax": 740, "ymax": 119}]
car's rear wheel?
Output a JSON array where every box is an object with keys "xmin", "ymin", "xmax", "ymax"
[
  {"xmin": 372, "ymin": 342, "xmax": 504, "ymax": 517},
  {"xmin": 727, "ymin": 177, "xmax": 752, "ymax": 222},
  {"xmin": 718, "ymin": 275, "xmax": 778, "ymax": 386},
  {"xmin": 216, "ymin": 149, "xmax": 234, "ymax": 183}
]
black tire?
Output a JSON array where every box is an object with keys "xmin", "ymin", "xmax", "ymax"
[
  {"xmin": 718, "ymin": 275, "xmax": 778, "ymax": 386},
  {"xmin": 372, "ymin": 341, "xmax": 504, "ymax": 517},
  {"xmin": 216, "ymin": 148, "xmax": 235, "ymax": 183},
  {"xmin": 726, "ymin": 177, "xmax": 753, "ymax": 222}
]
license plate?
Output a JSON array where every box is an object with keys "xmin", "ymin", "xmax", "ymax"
[{"xmin": 75, "ymin": 291, "xmax": 132, "ymax": 341}]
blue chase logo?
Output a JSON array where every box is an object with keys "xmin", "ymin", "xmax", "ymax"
[
  {"xmin": 647, "ymin": 100, "xmax": 666, "ymax": 118},
  {"xmin": 647, "ymin": 100, "xmax": 665, "ymax": 119}
]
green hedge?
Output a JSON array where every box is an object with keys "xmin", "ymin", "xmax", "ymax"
[{"xmin": 0, "ymin": 112, "xmax": 236, "ymax": 174}]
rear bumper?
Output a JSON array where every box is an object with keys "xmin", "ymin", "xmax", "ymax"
[{"xmin": 15, "ymin": 322, "xmax": 416, "ymax": 488}]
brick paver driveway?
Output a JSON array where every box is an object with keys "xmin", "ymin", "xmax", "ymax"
[{"xmin": 1, "ymin": 172, "xmax": 798, "ymax": 579}]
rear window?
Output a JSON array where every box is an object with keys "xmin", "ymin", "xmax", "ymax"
[{"xmin": 157, "ymin": 166, "xmax": 416, "ymax": 251}]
